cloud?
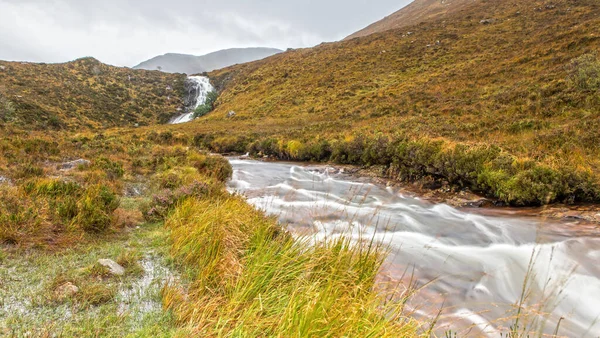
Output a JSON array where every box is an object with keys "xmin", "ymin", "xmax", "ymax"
[{"xmin": 0, "ymin": 0, "xmax": 410, "ymax": 66}]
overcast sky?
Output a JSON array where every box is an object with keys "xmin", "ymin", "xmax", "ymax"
[{"xmin": 0, "ymin": 0, "xmax": 411, "ymax": 67}]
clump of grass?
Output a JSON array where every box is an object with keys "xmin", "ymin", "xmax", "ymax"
[
  {"xmin": 187, "ymin": 152, "xmax": 233, "ymax": 182},
  {"xmin": 93, "ymin": 156, "xmax": 125, "ymax": 179},
  {"xmin": 14, "ymin": 162, "xmax": 45, "ymax": 179},
  {"xmin": 140, "ymin": 181, "xmax": 217, "ymax": 222},
  {"xmin": 77, "ymin": 282, "xmax": 116, "ymax": 306},
  {"xmin": 163, "ymin": 196, "xmax": 419, "ymax": 336},
  {"xmin": 117, "ymin": 248, "xmax": 144, "ymax": 276},
  {"xmin": 73, "ymin": 184, "xmax": 120, "ymax": 233}
]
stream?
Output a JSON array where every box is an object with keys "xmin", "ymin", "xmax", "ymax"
[{"xmin": 228, "ymin": 159, "xmax": 600, "ymax": 337}]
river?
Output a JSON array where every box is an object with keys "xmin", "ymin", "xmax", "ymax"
[{"xmin": 228, "ymin": 158, "xmax": 600, "ymax": 337}]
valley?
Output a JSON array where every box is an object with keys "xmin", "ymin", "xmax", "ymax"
[{"xmin": 1, "ymin": 0, "xmax": 600, "ymax": 336}]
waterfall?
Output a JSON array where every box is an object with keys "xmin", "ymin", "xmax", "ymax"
[{"xmin": 170, "ymin": 76, "xmax": 214, "ymax": 124}]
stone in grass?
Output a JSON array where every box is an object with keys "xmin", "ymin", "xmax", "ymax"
[
  {"xmin": 60, "ymin": 159, "xmax": 91, "ymax": 170},
  {"xmin": 98, "ymin": 259, "xmax": 126, "ymax": 276},
  {"xmin": 55, "ymin": 282, "xmax": 79, "ymax": 300}
]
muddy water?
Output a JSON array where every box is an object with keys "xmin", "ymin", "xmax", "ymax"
[{"xmin": 228, "ymin": 159, "xmax": 600, "ymax": 337}]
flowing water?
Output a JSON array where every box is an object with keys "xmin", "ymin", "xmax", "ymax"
[
  {"xmin": 169, "ymin": 75, "xmax": 213, "ymax": 124},
  {"xmin": 228, "ymin": 159, "xmax": 600, "ymax": 337}
]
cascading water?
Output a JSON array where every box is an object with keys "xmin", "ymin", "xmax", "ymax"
[
  {"xmin": 228, "ymin": 159, "xmax": 600, "ymax": 337},
  {"xmin": 170, "ymin": 76, "xmax": 214, "ymax": 124}
]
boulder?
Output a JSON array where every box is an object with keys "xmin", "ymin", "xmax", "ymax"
[
  {"xmin": 226, "ymin": 111, "xmax": 236, "ymax": 118},
  {"xmin": 98, "ymin": 259, "xmax": 125, "ymax": 276},
  {"xmin": 60, "ymin": 159, "xmax": 90, "ymax": 170}
]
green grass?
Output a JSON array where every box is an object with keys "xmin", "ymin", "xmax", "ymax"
[{"xmin": 0, "ymin": 220, "xmax": 178, "ymax": 337}]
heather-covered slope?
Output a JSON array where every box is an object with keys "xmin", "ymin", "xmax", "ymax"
[
  {"xmin": 0, "ymin": 57, "xmax": 186, "ymax": 130},
  {"xmin": 345, "ymin": 0, "xmax": 475, "ymax": 40},
  {"xmin": 182, "ymin": 0, "xmax": 600, "ymax": 205}
]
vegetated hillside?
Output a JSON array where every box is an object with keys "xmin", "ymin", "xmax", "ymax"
[
  {"xmin": 185, "ymin": 0, "xmax": 600, "ymax": 205},
  {"xmin": 0, "ymin": 57, "xmax": 186, "ymax": 130},
  {"xmin": 133, "ymin": 48, "xmax": 283, "ymax": 74},
  {"xmin": 345, "ymin": 0, "xmax": 475, "ymax": 40}
]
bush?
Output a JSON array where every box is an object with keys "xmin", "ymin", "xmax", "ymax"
[
  {"xmin": 567, "ymin": 53, "xmax": 600, "ymax": 92},
  {"xmin": 193, "ymin": 90, "xmax": 218, "ymax": 118},
  {"xmin": 0, "ymin": 94, "xmax": 16, "ymax": 122}
]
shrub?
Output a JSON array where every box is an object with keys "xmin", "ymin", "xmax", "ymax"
[
  {"xmin": 193, "ymin": 90, "xmax": 218, "ymax": 118},
  {"xmin": 567, "ymin": 52, "xmax": 600, "ymax": 92},
  {"xmin": 0, "ymin": 94, "xmax": 16, "ymax": 122}
]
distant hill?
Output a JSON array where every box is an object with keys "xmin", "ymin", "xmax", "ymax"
[
  {"xmin": 133, "ymin": 48, "xmax": 283, "ymax": 74},
  {"xmin": 345, "ymin": 0, "xmax": 474, "ymax": 40},
  {"xmin": 0, "ymin": 57, "xmax": 186, "ymax": 130}
]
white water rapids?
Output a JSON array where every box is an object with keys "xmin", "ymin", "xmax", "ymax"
[
  {"xmin": 170, "ymin": 76, "xmax": 213, "ymax": 124},
  {"xmin": 228, "ymin": 159, "xmax": 600, "ymax": 337}
]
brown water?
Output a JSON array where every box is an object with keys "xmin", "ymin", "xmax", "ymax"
[{"xmin": 228, "ymin": 159, "xmax": 600, "ymax": 337}]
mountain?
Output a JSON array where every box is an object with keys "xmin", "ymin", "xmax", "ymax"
[
  {"xmin": 0, "ymin": 57, "xmax": 186, "ymax": 130},
  {"xmin": 133, "ymin": 47, "xmax": 283, "ymax": 74},
  {"xmin": 179, "ymin": 0, "xmax": 600, "ymax": 205},
  {"xmin": 345, "ymin": 0, "xmax": 475, "ymax": 40}
]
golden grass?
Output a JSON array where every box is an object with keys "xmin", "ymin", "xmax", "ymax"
[{"xmin": 163, "ymin": 196, "xmax": 421, "ymax": 337}]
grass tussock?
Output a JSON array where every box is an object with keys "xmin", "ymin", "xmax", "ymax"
[{"xmin": 163, "ymin": 196, "xmax": 419, "ymax": 337}]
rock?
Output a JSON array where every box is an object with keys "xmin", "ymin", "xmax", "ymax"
[
  {"xmin": 0, "ymin": 176, "xmax": 9, "ymax": 185},
  {"xmin": 60, "ymin": 159, "xmax": 90, "ymax": 170},
  {"xmin": 98, "ymin": 259, "xmax": 125, "ymax": 276},
  {"xmin": 480, "ymin": 19, "xmax": 494, "ymax": 24},
  {"xmin": 0, "ymin": 65, "xmax": 5, "ymax": 71},
  {"xmin": 226, "ymin": 111, "xmax": 236, "ymax": 118},
  {"xmin": 54, "ymin": 282, "xmax": 79, "ymax": 299}
]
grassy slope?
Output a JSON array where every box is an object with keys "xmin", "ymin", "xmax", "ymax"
[
  {"xmin": 175, "ymin": 0, "xmax": 600, "ymax": 205},
  {"xmin": 345, "ymin": 0, "xmax": 474, "ymax": 40},
  {"xmin": 0, "ymin": 57, "xmax": 186, "ymax": 130}
]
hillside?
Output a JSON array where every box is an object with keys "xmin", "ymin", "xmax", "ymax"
[
  {"xmin": 0, "ymin": 57, "xmax": 186, "ymax": 130},
  {"xmin": 178, "ymin": 0, "xmax": 600, "ymax": 205},
  {"xmin": 133, "ymin": 48, "xmax": 283, "ymax": 74},
  {"xmin": 345, "ymin": 0, "xmax": 475, "ymax": 40}
]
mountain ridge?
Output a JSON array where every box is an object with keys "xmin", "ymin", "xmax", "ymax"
[{"xmin": 133, "ymin": 47, "xmax": 283, "ymax": 74}]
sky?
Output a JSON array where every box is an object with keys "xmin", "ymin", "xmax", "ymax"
[{"xmin": 0, "ymin": 0, "xmax": 412, "ymax": 67}]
